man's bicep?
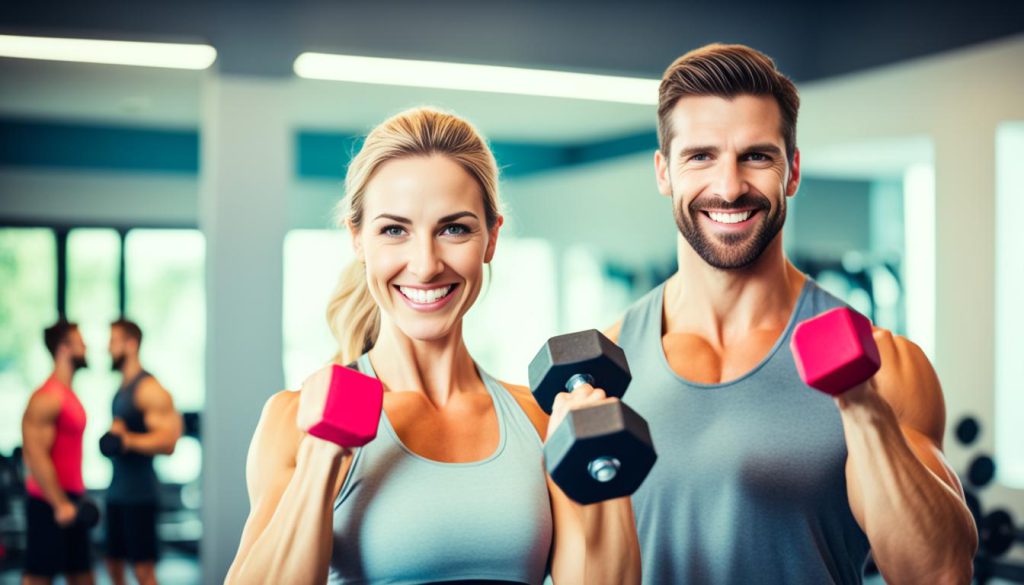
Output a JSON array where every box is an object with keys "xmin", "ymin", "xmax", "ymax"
[
  {"xmin": 22, "ymin": 394, "xmax": 59, "ymax": 453},
  {"xmin": 875, "ymin": 329, "xmax": 961, "ymax": 493},
  {"xmin": 139, "ymin": 381, "xmax": 182, "ymax": 434}
]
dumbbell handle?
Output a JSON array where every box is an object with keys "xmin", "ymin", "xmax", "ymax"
[
  {"xmin": 565, "ymin": 373, "xmax": 596, "ymax": 393},
  {"xmin": 562, "ymin": 375, "xmax": 624, "ymax": 483},
  {"xmin": 588, "ymin": 456, "xmax": 622, "ymax": 483}
]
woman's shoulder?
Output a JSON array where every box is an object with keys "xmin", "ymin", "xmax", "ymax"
[
  {"xmin": 497, "ymin": 381, "xmax": 548, "ymax": 439},
  {"xmin": 252, "ymin": 390, "xmax": 303, "ymax": 456}
]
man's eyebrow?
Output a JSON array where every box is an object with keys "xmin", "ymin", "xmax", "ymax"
[
  {"xmin": 742, "ymin": 144, "xmax": 784, "ymax": 157},
  {"xmin": 677, "ymin": 145, "xmax": 720, "ymax": 160}
]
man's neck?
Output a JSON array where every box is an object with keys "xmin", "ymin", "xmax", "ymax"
[
  {"xmin": 52, "ymin": 360, "xmax": 75, "ymax": 389},
  {"xmin": 120, "ymin": 357, "xmax": 143, "ymax": 385},
  {"xmin": 664, "ymin": 234, "xmax": 805, "ymax": 347}
]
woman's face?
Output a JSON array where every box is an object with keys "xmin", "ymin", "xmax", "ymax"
[{"xmin": 352, "ymin": 155, "xmax": 501, "ymax": 343}]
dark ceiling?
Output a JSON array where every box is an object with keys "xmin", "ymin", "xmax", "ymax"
[{"xmin": 2, "ymin": 0, "xmax": 1024, "ymax": 81}]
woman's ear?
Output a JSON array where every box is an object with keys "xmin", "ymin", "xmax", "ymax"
[
  {"xmin": 345, "ymin": 218, "xmax": 364, "ymax": 262},
  {"xmin": 484, "ymin": 215, "xmax": 504, "ymax": 264}
]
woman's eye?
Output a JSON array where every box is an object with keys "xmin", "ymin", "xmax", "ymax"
[
  {"xmin": 442, "ymin": 223, "xmax": 471, "ymax": 236},
  {"xmin": 381, "ymin": 225, "xmax": 406, "ymax": 237}
]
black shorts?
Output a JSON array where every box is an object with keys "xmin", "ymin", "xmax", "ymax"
[
  {"xmin": 105, "ymin": 501, "xmax": 159, "ymax": 562},
  {"xmin": 24, "ymin": 494, "xmax": 94, "ymax": 576}
]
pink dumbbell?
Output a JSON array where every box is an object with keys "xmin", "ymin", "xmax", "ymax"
[
  {"xmin": 790, "ymin": 307, "xmax": 881, "ymax": 396},
  {"xmin": 308, "ymin": 365, "xmax": 384, "ymax": 447}
]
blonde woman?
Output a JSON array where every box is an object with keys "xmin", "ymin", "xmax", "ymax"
[{"xmin": 226, "ymin": 108, "xmax": 640, "ymax": 585}]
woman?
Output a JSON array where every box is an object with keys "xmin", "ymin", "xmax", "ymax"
[{"xmin": 226, "ymin": 107, "xmax": 640, "ymax": 584}]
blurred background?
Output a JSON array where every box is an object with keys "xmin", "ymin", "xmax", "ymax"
[{"xmin": 1, "ymin": 1, "xmax": 1023, "ymax": 583}]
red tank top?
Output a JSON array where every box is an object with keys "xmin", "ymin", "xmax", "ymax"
[{"xmin": 26, "ymin": 376, "xmax": 87, "ymax": 498}]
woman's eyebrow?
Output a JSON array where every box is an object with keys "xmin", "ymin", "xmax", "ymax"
[{"xmin": 437, "ymin": 211, "xmax": 478, "ymax": 223}]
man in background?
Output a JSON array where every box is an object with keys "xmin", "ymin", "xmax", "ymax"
[
  {"xmin": 101, "ymin": 319, "xmax": 182, "ymax": 585},
  {"xmin": 21, "ymin": 320, "xmax": 94, "ymax": 585}
]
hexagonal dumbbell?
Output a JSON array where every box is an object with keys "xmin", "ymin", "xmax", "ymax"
[
  {"xmin": 790, "ymin": 307, "xmax": 881, "ymax": 396},
  {"xmin": 529, "ymin": 329, "xmax": 657, "ymax": 505}
]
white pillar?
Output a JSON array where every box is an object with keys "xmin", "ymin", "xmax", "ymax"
[
  {"xmin": 932, "ymin": 123, "xmax": 997, "ymax": 458},
  {"xmin": 199, "ymin": 73, "xmax": 290, "ymax": 584}
]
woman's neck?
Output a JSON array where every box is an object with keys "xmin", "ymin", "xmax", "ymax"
[{"xmin": 367, "ymin": 320, "xmax": 481, "ymax": 407}]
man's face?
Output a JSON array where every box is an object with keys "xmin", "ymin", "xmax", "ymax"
[
  {"xmin": 654, "ymin": 94, "xmax": 800, "ymax": 269},
  {"xmin": 66, "ymin": 328, "xmax": 88, "ymax": 371},
  {"xmin": 108, "ymin": 326, "xmax": 128, "ymax": 371}
]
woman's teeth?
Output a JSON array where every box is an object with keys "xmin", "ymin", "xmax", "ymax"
[
  {"xmin": 398, "ymin": 285, "xmax": 454, "ymax": 304},
  {"xmin": 707, "ymin": 210, "xmax": 753, "ymax": 224}
]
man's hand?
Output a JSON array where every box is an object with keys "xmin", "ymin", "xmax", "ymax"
[{"xmin": 53, "ymin": 500, "xmax": 76, "ymax": 527}]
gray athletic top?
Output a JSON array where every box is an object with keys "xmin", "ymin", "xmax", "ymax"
[
  {"xmin": 108, "ymin": 370, "xmax": 160, "ymax": 504},
  {"xmin": 327, "ymin": 353, "xmax": 553, "ymax": 585},
  {"xmin": 618, "ymin": 279, "xmax": 870, "ymax": 585}
]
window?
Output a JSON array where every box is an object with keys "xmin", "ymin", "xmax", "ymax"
[
  {"xmin": 66, "ymin": 228, "xmax": 121, "ymax": 488},
  {"xmin": 125, "ymin": 229, "xmax": 206, "ymax": 484},
  {"xmin": 0, "ymin": 229, "xmax": 57, "ymax": 454},
  {"xmin": 282, "ymin": 229, "xmax": 353, "ymax": 389}
]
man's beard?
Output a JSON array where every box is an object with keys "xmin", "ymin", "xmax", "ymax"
[
  {"xmin": 71, "ymin": 356, "xmax": 88, "ymax": 371},
  {"xmin": 674, "ymin": 189, "xmax": 786, "ymax": 270},
  {"xmin": 111, "ymin": 354, "xmax": 126, "ymax": 372}
]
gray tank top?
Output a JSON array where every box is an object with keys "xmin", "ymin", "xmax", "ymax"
[
  {"xmin": 618, "ymin": 279, "xmax": 870, "ymax": 585},
  {"xmin": 327, "ymin": 354, "xmax": 553, "ymax": 585},
  {"xmin": 108, "ymin": 370, "xmax": 160, "ymax": 504}
]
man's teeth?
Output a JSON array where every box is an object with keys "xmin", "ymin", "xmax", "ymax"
[
  {"xmin": 708, "ymin": 210, "xmax": 753, "ymax": 224},
  {"xmin": 399, "ymin": 285, "xmax": 454, "ymax": 304}
]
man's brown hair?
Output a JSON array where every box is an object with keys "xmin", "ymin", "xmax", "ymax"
[
  {"xmin": 44, "ymin": 320, "xmax": 78, "ymax": 358},
  {"xmin": 658, "ymin": 43, "xmax": 800, "ymax": 165},
  {"xmin": 111, "ymin": 318, "xmax": 143, "ymax": 347}
]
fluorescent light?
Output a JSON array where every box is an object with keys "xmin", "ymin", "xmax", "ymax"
[
  {"xmin": 0, "ymin": 34, "xmax": 217, "ymax": 70},
  {"xmin": 294, "ymin": 52, "xmax": 658, "ymax": 105}
]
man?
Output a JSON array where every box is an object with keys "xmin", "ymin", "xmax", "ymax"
[
  {"xmin": 607, "ymin": 44, "xmax": 977, "ymax": 584},
  {"xmin": 101, "ymin": 319, "xmax": 182, "ymax": 585},
  {"xmin": 21, "ymin": 320, "xmax": 94, "ymax": 585}
]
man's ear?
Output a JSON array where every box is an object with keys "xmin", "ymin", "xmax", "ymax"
[
  {"xmin": 786, "ymin": 148, "xmax": 801, "ymax": 197},
  {"xmin": 655, "ymin": 149, "xmax": 673, "ymax": 198},
  {"xmin": 484, "ymin": 215, "xmax": 504, "ymax": 264}
]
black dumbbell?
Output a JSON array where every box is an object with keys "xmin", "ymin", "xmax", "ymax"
[
  {"xmin": 74, "ymin": 498, "xmax": 100, "ymax": 529},
  {"xmin": 955, "ymin": 416, "xmax": 980, "ymax": 446},
  {"xmin": 968, "ymin": 455, "xmax": 996, "ymax": 489},
  {"xmin": 529, "ymin": 329, "xmax": 657, "ymax": 505},
  {"xmin": 99, "ymin": 432, "xmax": 124, "ymax": 458},
  {"xmin": 979, "ymin": 509, "xmax": 1017, "ymax": 557}
]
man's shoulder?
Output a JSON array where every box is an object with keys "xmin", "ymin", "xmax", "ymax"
[
  {"xmin": 25, "ymin": 380, "xmax": 64, "ymax": 419},
  {"xmin": 603, "ymin": 321, "xmax": 624, "ymax": 344},
  {"xmin": 37, "ymin": 376, "xmax": 68, "ymax": 394},
  {"xmin": 135, "ymin": 374, "xmax": 174, "ymax": 408},
  {"xmin": 603, "ymin": 281, "xmax": 666, "ymax": 344},
  {"xmin": 870, "ymin": 326, "xmax": 945, "ymax": 439}
]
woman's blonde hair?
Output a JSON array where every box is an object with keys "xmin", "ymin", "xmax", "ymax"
[{"xmin": 327, "ymin": 107, "xmax": 502, "ymax": 364}]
